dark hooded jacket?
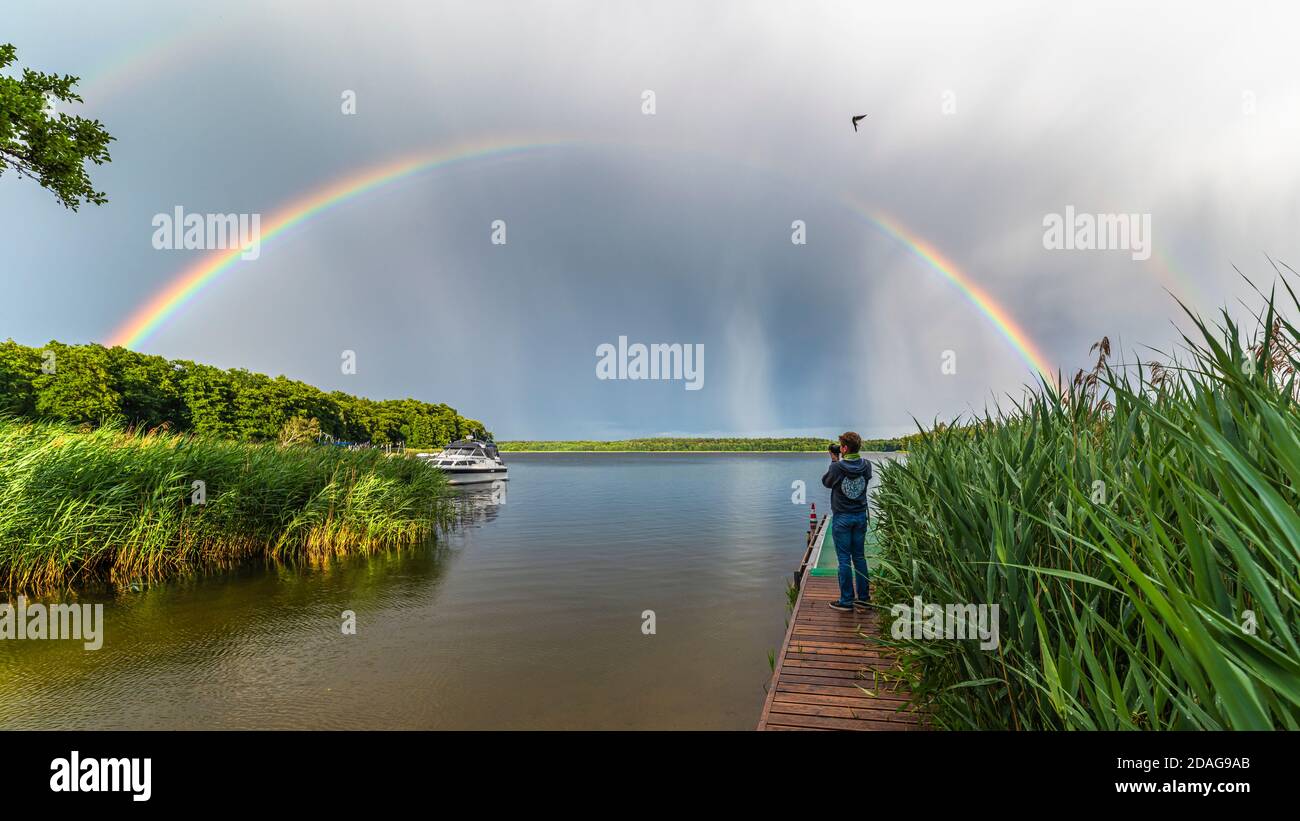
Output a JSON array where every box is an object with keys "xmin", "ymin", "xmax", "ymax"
[{"xmin": 821, "ymin": 455, "xmax": 872, "ymax": 515}]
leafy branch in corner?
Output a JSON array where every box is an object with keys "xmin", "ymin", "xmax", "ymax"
[{"xmin": 0, "ymin": 43, "xmax": 114, "ymax": 210}]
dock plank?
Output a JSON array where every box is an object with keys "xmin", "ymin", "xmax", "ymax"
[{"xmin": 757, "ymin": 518, "xmax": 922, "ymax": 731}]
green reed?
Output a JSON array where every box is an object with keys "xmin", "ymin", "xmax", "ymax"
[
  {"xmin": 0, "ymin": 420, "xmax": 451, "ymax": 593},
  {"xmin": 873, "ymin": 288, "xmax": 1300, "ymax": 729}
]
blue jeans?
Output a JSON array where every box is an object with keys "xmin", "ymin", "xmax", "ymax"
[{"xmin": 831, "ymin": 511, "xmax": 870, "ymax": 605}]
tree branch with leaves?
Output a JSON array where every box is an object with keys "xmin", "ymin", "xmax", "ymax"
[{"xmin": 0, "ymin": 43, "xmax": 114, "ymax": 210}]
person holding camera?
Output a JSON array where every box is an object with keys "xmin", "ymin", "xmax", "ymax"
[{"xmin": 821, "ymin": 431, "xmax": 872, "ymax": 612}]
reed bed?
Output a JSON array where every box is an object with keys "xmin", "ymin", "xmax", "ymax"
[
  {"xmin": 873, "ymin": 288, "xmax": 1300, "ymax": 730},
  {"xmin": 0, "ymin": 420, "xmax": 451, "ymax": 593}
]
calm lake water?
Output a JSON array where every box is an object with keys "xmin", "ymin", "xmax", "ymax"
[{"xmin": 0, "ymin": 452, "xmax": 895, "ymax": 730}]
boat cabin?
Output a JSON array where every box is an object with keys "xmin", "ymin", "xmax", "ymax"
[{"xmin": 430, "ymin": 439, "xmax": 501, "ymax": 466}]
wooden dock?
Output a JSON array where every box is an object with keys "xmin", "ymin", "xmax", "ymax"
[{"xmin": 757, "ymin": 516, "xmax": 923, "ymax": 731}]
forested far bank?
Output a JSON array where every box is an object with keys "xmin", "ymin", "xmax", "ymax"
[
  {"xmin": 0, "ymin": 340, "xmax": 489, "ymax": 448},
  {"xmin": 497, "ymin": 436, "xmax": 923, "ymax": 452}
]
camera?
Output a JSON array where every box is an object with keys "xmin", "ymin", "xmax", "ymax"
[{"xmin": 828, "ymin": 444, "xmax": 841, "ymax": 456}]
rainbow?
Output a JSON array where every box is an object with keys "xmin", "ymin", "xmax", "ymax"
[
  {"xmin": 107, "ymin": 136, "xmax": 572, "ymax": 348},
  {"xmin": 1149, "ymin": 246, "xmax": 1212, "ymax": 314},
  {"xmin": 106, "ymin": 139, "xmax": 1057, "ymax": 384},
  {"xmin": 77, "ymin": 19, "xmax": 238, "ymax": 108},
  {"xmin": 856, "ymin": 209, "xmax": 1057, "ymax": 384}
]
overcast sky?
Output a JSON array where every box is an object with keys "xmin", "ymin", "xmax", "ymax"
[{"xmin": 4, "ymin": 1, "xmax": 1298, "ymax": 439}]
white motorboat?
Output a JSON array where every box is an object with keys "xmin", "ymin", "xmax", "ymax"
[{"xmin": 418, "ymin": 438, "xmax": 508, "ymax": 485}]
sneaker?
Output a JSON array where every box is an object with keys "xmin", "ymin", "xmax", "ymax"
[
  {"xmin": 828, "ymin": 601, "xmax": 854, "ymax": 612},
  {"xmin": 853, "ymin": 599, "xmax": 871, "ymax": 610}
]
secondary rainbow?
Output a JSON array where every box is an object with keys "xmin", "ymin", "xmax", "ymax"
[{"xmin": 107, "ymin": 139, "xmax": 1057, "ymax": 385}]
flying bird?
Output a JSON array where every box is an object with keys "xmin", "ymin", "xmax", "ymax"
[{"xmin": 851, "ymin": 114, "xmax": 867, "ymax": 132}]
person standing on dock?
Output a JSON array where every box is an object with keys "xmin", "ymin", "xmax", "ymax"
[{"xmin": 821, "ymin": 431, "xmax": 872, "ymax": 612}]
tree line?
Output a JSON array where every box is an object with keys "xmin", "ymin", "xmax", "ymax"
[
  {"xmin": 498, "ymin": 436, "xmax": 915, "ymax": 452},
  {"xmin": 0, "ymin": 340, "xmax": 489, "ymax": 448}
]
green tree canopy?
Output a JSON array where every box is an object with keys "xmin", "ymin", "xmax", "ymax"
[
  {"xmin": 0, "ymin": 339, "xmax": 489, "ymax": 450},
  {"xmin": 0, "ymin": 43, "xmax": 114, "ymax": 209}
]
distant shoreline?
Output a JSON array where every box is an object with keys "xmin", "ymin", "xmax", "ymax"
[
  {"xmin": 504, "ymin": 449, "xmax": 819, "ymax": 454},
  {"xmin": 500, "ymin": 449, "xmax": 906, "ymax": 454},
  {"xmin": 494, "ymin": 436, "xmax": 915, "ymax": 453}
]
